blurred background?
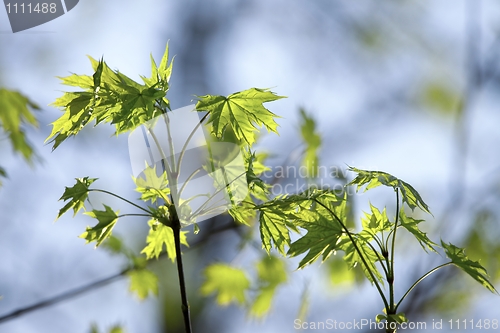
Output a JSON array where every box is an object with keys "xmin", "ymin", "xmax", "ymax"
[{"xmin": 1, "ymin": 0, "xmax": 500, "ymax": 332}]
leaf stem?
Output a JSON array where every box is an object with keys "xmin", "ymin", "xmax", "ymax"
[
  {"xmin": 389, "ymin": 189, "xmax": 400, "ymax": 313},
  {"xmin": 177, "ymin": 167, "xmax": 202, "ymax": 198},
  {"xmin": 313, "ymin": 199, "xmax": 390, "ymax": 310},
  {"xmin": 89, "ymin": 189, "xmax": 151, "ymax": 214},
  {"xmin": 384, "ymin": 228, "xmax": 395, "ymax": 254},
  {"xmin": 148, "ymin": 127, "xmax": 173, "ymax": 177},
  {"xmin": 175, "ymin": 111, "xmax": 210, "ymax": 175},
  {"xmin": 395, "ymin": 262, "xmax": 453, "ymax": 312},
  {"xmin": 163, "ymin": 113, "xmax": 178, "ymax": 173},
  {"xmin": 190, "ymin": 171, "xmax": 247, "ymax": 217},
  {"xmin": 116, "ymin": 213, "xmax": 152, "ymax": 219},
  {"xmin": 364, "ymin": 239, "xmax": 389, "ymax": 278}
]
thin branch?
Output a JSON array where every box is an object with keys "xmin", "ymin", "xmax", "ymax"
[
  {"xmin": 395, "ymin": 262, "xmax": 453, "ymax": 312},
  {"xmin": 0, "ymin": 221, "xmax": 241, "ymax": 325},
  {"xmin": 0, "ymin": 269, "xmax": 127, "ymax": 324}
]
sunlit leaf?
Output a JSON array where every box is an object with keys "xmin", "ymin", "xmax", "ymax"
[
  {"xmin": 200, "ymin": 263, "xmax": 250, "ymax": 306},
  {"xmin": 390, "ymin": 312, "xmax": 409, "ymax": 324},
  {"xmin": 257, "ymin": 190, "xmax": 337, "ymax": 255},
  {"xmin": 339, "ymin": 234, "xmax": 384, "ymax": 285},
  {"xmin": 377, "ymin": 312, "xmax": 408, "ymax": 325},
  {"xmin": 244, "ymin": 150, "xmax": 269, "ymax": 197},
  {"xmin": 133, "ymin": 164, "xmax": 170, "ymax": 203},
  {"xmin": 127, "ymin": 269, "xmax": 159, "ymax": 300},
  {"xmin": 141, "ymin": 219, "xmax": 188, "ymax": 262},
  {"xmin": 442, "ymin": 241, "xmax": 498, "ymax": 294},
  {"xmin": 81, "ymin": 205, "xmax": 119, "ymax": 247},
  {"xmin": 259, "ymin": 209, "xmax": 292, "ymax": 255},
  {"xmin": 399, "ymin": 207, "xmax": 438, "ymax": 253},
  {"xmin": 47, "ymin": 46, "xmax": 173, "ymax": 150},
  {"xmin": 229, "ymin": 193, "xmax": 257, "ymax": 225},
  {"xmin": 196, "ymin": 88, "xmax": 284, "ymax": 146},
  {"xmin": 0, "ymin": 88, "xmax": 39, "ymax": 162},
  {"xmin": 361, "ymin": 203, "xmax": 391, "ymax": 238},
  {"xmin": 57, "ymin": 177, "xmax": 97, "ymax": 219},
  {"xmin": 287, "ymin": 197, "xmax": 345, "ymax": 269},
  {"xmin": 228, "ymin": 150, "xmax": 270, "ymax": 225},
  {"xmin": 348, "ymin": 167, "xmax": 431, "ymax": 214}
]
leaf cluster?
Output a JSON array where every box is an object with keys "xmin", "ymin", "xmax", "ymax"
[
  {"xmin": 46, "ymin": 44, "xmax": 498, "ymax": 332},
  {"xmin": 47, "ymin": 45, "xmax": 174, "ymax": 150},
  {"xmin": 0, "ymin": 88, "xmax": 40, "ymax": 186}
]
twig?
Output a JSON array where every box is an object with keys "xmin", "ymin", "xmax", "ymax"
[
  {"xmin": 0, "ymin": 221, "xmax": 240, "ymax": 325},
  {"xmin": 0, "ymin": 269, "xmax": 127, "ymax": 324}
]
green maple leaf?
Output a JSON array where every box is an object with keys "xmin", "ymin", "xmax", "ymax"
[
  {"xmin": 259, "ymin": 209, "xmax": 291, "ymax": 255},
  {"xmin": 244, "ymin": 150, "xmax": 269, "ymax": 196},
  {"xmin": 141, "ymin": 43, "xmax": 173, "ymax": 93},
  {"xmin": 132, "ymin": 164, "xmax": 170, "ymax": 203},
  {"xmin": 200, "ymin": 263, "xmax": 250, "ymax": 306},
  {"xmin": 299, "ymin": 108, "xmax": 321, "ymax": 178},
  {"xmin": 348, "ymin": 167, "xmax": 431, "ymax": 214},
  {"xmin": 127, "ymin": 268, "xmax": 159, "ymax": 300},
  {"xmin": 250, "ymin": 255, "xmax": 287, "ymax": 317},
  {"xmin": 360, "ymin": 203, "xmax": 391, "ymax": 238},
  {"xmin": 227, "ymin": 150, "xmax": 270, "ymax": 225},
  {"xmin": 0, "ymin": 88, "xmax": 39, "ymax": 163},
  {"xmin": 229, "ymin": 193, "xmax": 257, "ymax": 225},
  {"xmin": 399, "ymin": 207, "xmax": 438, "ymax": 253},
  {"xmin": 257, "ymin": 190, "xmax": 337, "ymax": 255},
  {"xmin": 195, "ymin": 88, "xmax": 284, "ymax": 146},
  {"xmin": 141, "ymin": 220, "xmax": 188, "ymax": 262},
  {"xmin": 339, "ymin": 234, "xmax": 384, "ymax": 285},
  {"xmin": 57, "ymin": 177, "xmax": 97, "ymax": 219},
  {"xmin": 47, "ymin": 45, "xmax": 173, "ymax": 150},
  {"xmin": 442, "ymin": 241, "xmax": 498, "ymax": 294},
  {"xmin": 81, "ymin": 204, "xmax": 119, "ymax": 247},
  {"xmin": 287, "ymin": 197, "xmax": 346, "ymax": 269}
]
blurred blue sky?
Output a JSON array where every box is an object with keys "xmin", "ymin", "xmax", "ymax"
[{"xmin": 1, "ymin": 1, "xmax": 500, "ymax": 332}]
